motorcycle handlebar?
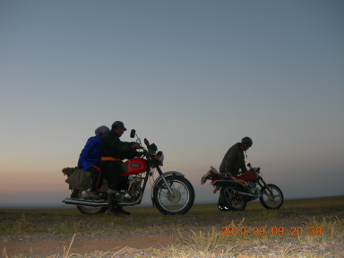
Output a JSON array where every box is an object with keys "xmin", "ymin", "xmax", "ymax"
[{"xmin": 144, "ymin": 138, "xmax": 150, "ymax": 146}]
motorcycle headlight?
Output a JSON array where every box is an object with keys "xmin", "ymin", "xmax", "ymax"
[
  {"xmin": 252, "ymin": 167, "xmax": 260, "ymax": 174},
  {"xmin": 157, "ymin": 151, "xmax": 164, "ymax": 166}
]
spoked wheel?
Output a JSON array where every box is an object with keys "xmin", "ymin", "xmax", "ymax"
[
  {"xmin": 220, "ymin": 185, "xmax": 247, "ymax": 211},
  {"xmin": 260, "ymin": 184, "xmax": 284, "ymax": 209},
  {"xmin": 74, "ymin": 189, "xmax": 108, "ymax": 215},
  {"xmin": 153, "ymin": 176, "xmax": 194, "ymax": 215}
]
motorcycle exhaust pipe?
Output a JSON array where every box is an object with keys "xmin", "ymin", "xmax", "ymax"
[
  {"xmin": 63, "ymin": 195, "xmax": 144, "ymax": 207},
  {"xmin": 62, "ymin": 198, "xmax": 108, "ymax": 207},
  {"xmin": 231, "ymin": 190, "xmax": 258, "ymax": 198}
]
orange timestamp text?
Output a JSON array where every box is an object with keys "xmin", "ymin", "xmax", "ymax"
[{"xmin": 222, "ymin": 226, "xmax": 322, "ymax": 236}]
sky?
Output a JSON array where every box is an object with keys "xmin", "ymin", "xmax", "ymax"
[{"xmin": 1, "ymin": 0, "xmax": 343, "ymax": 208}]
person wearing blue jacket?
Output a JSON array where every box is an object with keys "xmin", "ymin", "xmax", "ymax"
[{"xmin": 78, "ymin": 125, "xmax": 110, "ymax": 199}]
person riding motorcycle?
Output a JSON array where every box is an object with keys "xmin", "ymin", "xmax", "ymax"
[
  {"xmin": 218, "ymin": 136, "xmax": 253, "ymax": 211},
  {"xmin": 99, "ymin": 121, "xmax": 141, "ymax": 215},
  {"xmin": 77, "ymin": 125, "xmax": 110, "ymax": 200}
]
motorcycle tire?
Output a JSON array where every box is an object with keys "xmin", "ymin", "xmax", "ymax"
[
  {"xmin": 220, "ymin": 184, "xmax": 247, "ymax": 211},
  {"xmin": 259, "ymin": 184, "xmax": 284, "ymax": 209},
  {"xmin": 153, "ymin": 176, "xmax": 195, "ymax": 215},
  {"xmin": 74, "ymin": 189, "xmax": 108, "ymax": 215}
]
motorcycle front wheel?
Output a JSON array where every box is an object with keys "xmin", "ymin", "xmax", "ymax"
[
  {"xmin": 259, "ymin": 184, "xmax": 284, "ymax": 209},
  {"xmin": 220, "ymin": 185, "xmax": 247, "ymax": 211},
  {"xmin": 73, "ymin": 189, "xmax": 108, "ymax": 215},
  {"xmin": 153, "ymin": 176, "xmax": 195, "ymax": 215}
]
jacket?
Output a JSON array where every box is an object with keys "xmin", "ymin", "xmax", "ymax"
[
  {"xmin": 77, "ymin": 135, "xmax": 102, "ymax": 171},
  {"xmin": 219, "ymin": 143, "xmax": 247, "ymax": 175},
  {"xmin": 99, "ymin": 130, "xmax": 137, "ymax": 160}
]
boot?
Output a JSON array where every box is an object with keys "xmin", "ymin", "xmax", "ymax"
[
  {"xmin": 107, "ymin": 193, "xmax": 118, "ymax": 215},
  {"xmin": 115, "ymin": 207, "xmax": 131, "ymax": 215}
]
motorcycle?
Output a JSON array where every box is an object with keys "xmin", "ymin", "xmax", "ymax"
[
  {"xmin": 62, "ymin": 129, "xmax": 195, "ymax": 215},
  {"xmin": 201, "ymin": 163, "xmax": 283, "ymax": 211}
]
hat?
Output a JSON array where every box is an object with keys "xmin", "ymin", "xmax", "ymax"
[
  {"xmin": 95, "ymin": 125, "xmax": 110, "ymax": 135},
  {"xmin": 112, "ymin": 121, "xmax": 127, "ymax": 131},
  {"xmin": 241, "ymin": 137, "xmax": 253, "ymax": 147}
]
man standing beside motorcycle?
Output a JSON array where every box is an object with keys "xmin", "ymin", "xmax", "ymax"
[
  {"xmin": 100, "ymin": 121, "xmax": 141, "ymax": 215},
  {"xmin": 218, "ymin": 137, "xmax": 253, "ymax": 211}
]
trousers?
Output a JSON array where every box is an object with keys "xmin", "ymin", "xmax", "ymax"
[
  {"xmin": 87, "ymin": 164, "xmax": 104, "ymax": 191},
  {"xmin": 100, "ymin": 160, "xmax": 121, "ymax": 191}
]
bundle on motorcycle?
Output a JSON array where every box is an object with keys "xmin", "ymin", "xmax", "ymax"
[
  {"xmin": 62, "ymin": 167, "xmax": 96, "ymax": 190},
  {"xmin": 62, "ymin": 129, "xmax": 195, "ymax": 215},
  {"xmin": 201, "ymin": 164, "xmax": 284, "ymax": 211},
  {"xmin": 61, "ymin": 167, "xmax": 109, "ymax": 215}
]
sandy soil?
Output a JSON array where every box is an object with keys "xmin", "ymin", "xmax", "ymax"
[{"xmin": 1, "ymin": 233, "xmax": 174, "ymax": 257}]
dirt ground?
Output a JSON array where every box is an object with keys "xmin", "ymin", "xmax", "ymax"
[
  {"xmin": 1, "ymin": 198, "xmax": 344, "ymax": 257},
  {"xmin": 2, "ymin": 220, "xmax": 344, "ymax": 258},
  {"xmin": 2, "ymin": 229, "xmax": 344, "ymax": 258},
  {"xmin": 1, "ymin": 233, "xmax": 174, "ymax": 257}
]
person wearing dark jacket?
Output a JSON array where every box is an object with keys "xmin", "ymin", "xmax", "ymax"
[
  {"xmin": 78, "ymin": 125, "xmax": 110, "ymax": 200},
  {"xmin": 100, "ymin": 121, "xmax": 140, "ymax": 215},
  {"xmin": 218, "ymin": 137, "xmax": 253, "ymax": 211}
]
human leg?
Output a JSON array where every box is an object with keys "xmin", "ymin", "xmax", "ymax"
[
  {"xmin": 101, "ymin": 161, "xmax": 121, "ymax": 215},
  {"xmin": 87, "ymin": 165, "xmax": 104, "ymax": 200}
]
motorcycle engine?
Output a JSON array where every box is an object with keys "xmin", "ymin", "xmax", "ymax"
[
  {"xmin": 118, "ymin": 175, "xmax": 143, "ymax": 203},
  {"xmin": 128, "ymin": 176, "xmax": 142, "ymax": 197},
  {"xmin": 247, "ymin": 182, "xmax": 257, "ymax": 194}
]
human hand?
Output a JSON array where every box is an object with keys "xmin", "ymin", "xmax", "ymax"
[{"xmin": 133, "ymin": 143, "xmax": 141, "ymax": 149}]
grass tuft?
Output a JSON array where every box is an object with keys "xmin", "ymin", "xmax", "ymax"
[{"xmin": 305, "ymin": 216, "xmax": 344, "ymax": 238}]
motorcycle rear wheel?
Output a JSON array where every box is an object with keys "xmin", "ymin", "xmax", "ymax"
[
  {"xmin": 220, "ymin": 185, "xmax": 247, "ymax": 211},
  {"xmin": 153, "ymin": 176, "xmax": 194, "ymax": 215},
  {"xmin": 74, "ymin": 189, "xmax": 108, "ymax": 215},
  {"xmin": 259, "ymin": 184, "xmax": 284, "ymax": 209}
]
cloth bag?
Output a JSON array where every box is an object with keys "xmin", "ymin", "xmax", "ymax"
[{"xmin": 62, "ymin": 167, "xmax": 92, "ymax": 190}]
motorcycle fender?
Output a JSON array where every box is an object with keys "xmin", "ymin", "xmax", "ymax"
[{"xmin": 150, "ymin": 171, "xmax": 185, "ymax": 206}]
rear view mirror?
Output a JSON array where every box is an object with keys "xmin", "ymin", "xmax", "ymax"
[{"xmin": 130, "ymin": 129, "xmax": 136, "ymax": 138}]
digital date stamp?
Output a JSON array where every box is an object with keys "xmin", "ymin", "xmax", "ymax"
[{"xmin": 222, "ymin": 226, "xmax": 322, "ymax": 236}]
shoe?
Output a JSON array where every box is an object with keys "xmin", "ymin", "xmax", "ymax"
[
  {"xmin": 115, "ymin": 207, "xmax": 131, "ymax": 215},
  {"xmin": 218, "ymin": 205, "xmax": 231, "ymax": 211},
  {"xmin": 108, "ymin": 209, "xmax": 116, "ymax": 215},
  {"xmin": 89, "ymin": 191, "xmax": 100, "ymax": 200}
]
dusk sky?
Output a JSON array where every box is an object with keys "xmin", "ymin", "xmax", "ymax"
[{"xmin": 1, "ymin": 0, "xmax": 343, "ymax": 207}]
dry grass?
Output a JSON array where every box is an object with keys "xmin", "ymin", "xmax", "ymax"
[{"xmin": 1, "ymin": 196, "xmax": 343, "ymax": 257}]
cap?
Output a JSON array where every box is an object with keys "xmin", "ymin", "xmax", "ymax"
[
  {"xmin": 112, "ymin": 121, "xmax": 127, "ymax": 131},
  {"xmin": 95, "ymin": 125, "xmax": 110, "ymax": 135},
  {"xmin": 241, "ymin": 137, "xmax": 253, "ymax": 147}
]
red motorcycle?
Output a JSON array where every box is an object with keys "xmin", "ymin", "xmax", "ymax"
[
  {"xmin": 63, "ymin": 129, "xmax": 195, "ymax": 215},
  {"xmin": 201, "ymin": 163, "xmax": 283, "ymax": 211}
]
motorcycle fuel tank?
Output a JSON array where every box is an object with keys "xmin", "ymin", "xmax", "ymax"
[{"xmin": 120, "ymin": 158, "xmax": 147, "ymax": 176}]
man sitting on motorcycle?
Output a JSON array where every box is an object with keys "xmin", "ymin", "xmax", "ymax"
[
  {"xmin": 218, "ymin": 137, "xmax": 254, "ymax": 211},
  {"xmin": 78, "ymin": 125, "xmax": 110, "ymax": 200},
  {"xmin": 99, "ymin": 121, "xmax": 141, "ymax": 216}
]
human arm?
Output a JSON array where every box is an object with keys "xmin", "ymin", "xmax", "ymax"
[
  {"xmin": 240, "ymin": 160, "xmax": 248, "ymax": 173},
  {"xmin": 77, "ymin": 138, "xmax": 94, "ymax": 168},
  {"xmin": 105, "ymin": 134, "xmax": 135, "ymax": 151}
]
